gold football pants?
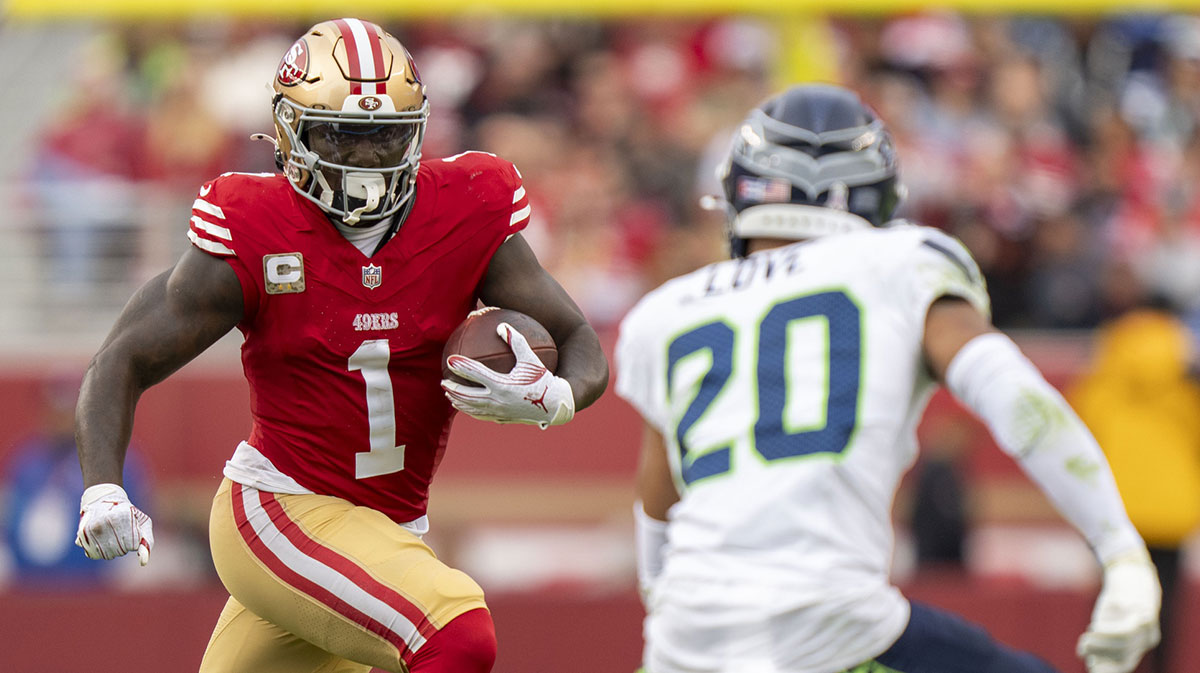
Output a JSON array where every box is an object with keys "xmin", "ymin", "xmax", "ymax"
[{"xmin": 200, "ymin": 478, "xmax": 487, "ymax": 673}]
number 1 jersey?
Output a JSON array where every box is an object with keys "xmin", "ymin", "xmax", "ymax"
[{"xmin": 187, "ymin": 152, "xmax": 530, "ymax": 525}]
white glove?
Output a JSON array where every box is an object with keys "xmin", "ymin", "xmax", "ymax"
[
  {"xmin": 442, "ymin": 322, "xmax": 574, "ymax": 430},
  {"xmin": 1077, "ymin": 549, "xmax": 1161, "ymax": 673},
  {"xmin": 75, "ymin": 483, "xmax": 153, "ymax": 566}
]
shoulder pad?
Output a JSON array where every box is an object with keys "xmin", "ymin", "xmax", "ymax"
[
  {"xmin": 428, "ymin": 151, "xmax": 530, "ymax": 230},
  {"xmin": 187, "ymin": 173, "xmax": 288, "ymax": 258},
  {"xmin": 918, "ymin": 228, "xmax": 983, "ymax": 287}
]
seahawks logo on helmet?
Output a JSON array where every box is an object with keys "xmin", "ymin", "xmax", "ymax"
[{"xmin": 720, "ymin": 84, "xmax": 904, "ymax": 258}]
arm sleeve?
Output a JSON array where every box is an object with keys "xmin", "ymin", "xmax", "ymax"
[
  {"xmin": 945, "ymin": 332, "xmax": 1146, "ymax": 564},
  {"xmin": 633, "ymin": 502, "xmax": 669, "ymax": 603}
]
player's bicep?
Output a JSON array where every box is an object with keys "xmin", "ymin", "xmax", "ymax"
[
  {"xmin": 923, "ymin": 296, "xmax": 997, "ymax": 383},
  {"xmin": 479, "ymin": 233, "xmax": 588, "ymax": 344},
  {"xmin": 637, "ymin": 422, "xmax": 680, "ymax": 520},
  {"xmin": 98, "ymin": 247, "xmax": 243, "ymax": 389},
  {"xmin": 481, "ymin": 233, "xmax": 609, "ymax": 408}
]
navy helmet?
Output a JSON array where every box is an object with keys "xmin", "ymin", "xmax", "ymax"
[{"xmin": 718, "ymin": 83, "xmax": 903, "ymax": 257}]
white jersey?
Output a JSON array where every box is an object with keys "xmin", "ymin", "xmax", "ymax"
[{"xmin": 616, "ymin": 223, "xmax": 990, "ymax": 673}]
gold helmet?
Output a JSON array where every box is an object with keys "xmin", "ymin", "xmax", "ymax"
[{"xmin": 271, "ymin": 18, "xmax": 428, "ymax": 225}]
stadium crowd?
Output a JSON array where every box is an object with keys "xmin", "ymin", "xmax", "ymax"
[
  {"xmin": 6, "ymin": 15, "xmax": 1198, "ymax": 671},
  {"xmin": 23, "ymin": 12, "xmax": 1200, "ymax": 332}
]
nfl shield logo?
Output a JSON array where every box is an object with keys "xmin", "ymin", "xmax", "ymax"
[{"xmin": 362, "ymin": 264, "xmax": 383, "ymax": 289}]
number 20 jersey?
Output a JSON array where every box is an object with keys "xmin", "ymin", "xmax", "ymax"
[
  {"xmin": 615, "ymin": 224, "xmax": 990, "ymax": 671},
  {"xmin": 187, "ymin": 152, "xmax": 530, "ymax": 526}
]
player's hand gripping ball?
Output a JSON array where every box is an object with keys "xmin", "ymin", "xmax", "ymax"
[
  {"xmin": 441, "ymin": 307, "xmax": 572, "ymax": 429},
  {"xmin": 442, "ymin": 307, "xmax": 558, "ymax": 382}
]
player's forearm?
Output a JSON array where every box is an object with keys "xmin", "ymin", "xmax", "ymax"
[
  {"xmin": 554, "ymin": 323, "xmax": 609, "ymax": 411},
  {"xmin": 945, "ymin": 333, "xmax": 1145, "ymax": 563},
  {"xmin": 76, "ymin": 351, "xmax": 143, "ymax": 487},
  {"xmin": 75, "ymin": 275, "xmax": 176, "ymax": 487}
]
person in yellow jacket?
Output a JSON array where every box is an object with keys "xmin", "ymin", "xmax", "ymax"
[{"xmin": 1070, "ymin": 307, "xmax": 1200, "ymax": 673}]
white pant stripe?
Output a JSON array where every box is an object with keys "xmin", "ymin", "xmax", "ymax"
[{"xmin": 237, "ymin": 484, "xmax": 427, "ymax": 652}]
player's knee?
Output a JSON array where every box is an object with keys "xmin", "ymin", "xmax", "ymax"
[
  {"xmin": 409, "ymin": 608, "xmax": 496, "ymax": 673},
  {"xmin": 446, "ymin": 609, "xmax": 497, "ymax": 672}
]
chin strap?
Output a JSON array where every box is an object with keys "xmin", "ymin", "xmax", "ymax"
[
  {"xmin": 282, "ymin": 145, "xmax": 409, "ymax": 229},
  {"xmin": 342, "ymin": 173, "xmax": 386, "ymax": 225}
]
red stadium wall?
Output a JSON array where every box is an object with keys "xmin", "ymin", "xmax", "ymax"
[
  {"xmin": 2, "ymin": 582, "xmax": 1199, "ymax": 672},
  {"xmin": 1, "ymin": 336, "xmax": 1197, "ymax": 673},
  {"xmin": 0, "ymin": 359, "xmax": 643, "ymax": 487},
  {"xmin": 0, "ymin": 332, "xmax": 1095, "ymax": 487}
]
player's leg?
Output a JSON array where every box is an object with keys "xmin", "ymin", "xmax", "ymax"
[
  {"xmin": 206, "ymin": 478, "xmax": 493, "ymax": 673},
  {"xmin": 860, "ymin": 600, "xmax": 1060, "ymax": 673},
  {"xmin": 406, "ymin": 607, "xmax": 497, "ymax": 673},
  {"xmin": 199, "ymin": 596, "xmax": 370, "ymax": 673}
]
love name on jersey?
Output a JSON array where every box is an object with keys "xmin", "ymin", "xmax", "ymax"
[
  {"xmin": 692, "ymin": 245, "xmax": 806, "ymax": 301},
  {"xmin": 353, "ymin": 312, "xmax": 400, "ymax": 331}
]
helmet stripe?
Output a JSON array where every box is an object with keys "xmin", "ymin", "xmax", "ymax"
[
  {"xmin": 333, "ymin": 19, "xmax": 360, "ymax": 92},
  {"xmin": 366, "ymin": 24, "xmax": 387, "ymax": 94},
  {"xmin": 335, "ymin": 18, "xmax": 389, "ymax": 96},
  {"xmin": 344, "ymin": 19, "xmax": 375, "ymax": 79}
]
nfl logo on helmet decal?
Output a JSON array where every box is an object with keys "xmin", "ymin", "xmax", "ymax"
[{"xmin": 362, "ymin": 263, "xmax": 383, "ymax": 289}]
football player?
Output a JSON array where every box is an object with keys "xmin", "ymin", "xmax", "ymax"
[
  {"xmin": 73, "ymin": 18, "xmax": 608, "ymax": 673},
  {"xmin": 616, "ymin": 84, "xmax": 1159, "ymax": 673}
]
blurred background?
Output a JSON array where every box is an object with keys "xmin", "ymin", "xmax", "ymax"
[{"xmin": 1, "ymin": 1, "xmax": 1199, "ymax": 672}]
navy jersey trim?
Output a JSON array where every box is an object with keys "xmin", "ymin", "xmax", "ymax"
[{"xmin": 921, "ymin": 238, "xmax": 978, "ymax": 284}]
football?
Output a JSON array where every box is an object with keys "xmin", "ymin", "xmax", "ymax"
[{"xmin": 442, "ymin": 307, "xmax": 558, "ymax": 383}]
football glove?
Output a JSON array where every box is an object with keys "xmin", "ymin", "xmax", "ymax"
[
  {"xmin": 442, "ymin": 322, "xmax": 574, "ymax": 430},
  {"xmin": 1076, "ymin": 549, "xmax": 1161, "ymax": 673},
  {"xmin": 75, "ymin": 483, "xmax": 153, "ymax": 566}
]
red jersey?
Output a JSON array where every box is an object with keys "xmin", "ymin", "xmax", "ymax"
[{"xmin": 187, "ymin": 152, "xmax": 531, "ymax": 523}]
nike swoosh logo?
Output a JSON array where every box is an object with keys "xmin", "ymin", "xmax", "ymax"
[{"xmin": 199, "ymin": 184, "xmax": 212, "ymax": 197}]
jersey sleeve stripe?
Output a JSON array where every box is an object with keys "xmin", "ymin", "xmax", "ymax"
[
  {"xmin": 512, "ymin": 186, "xmax": 526, "ymax": 204},
  {"xmin": 509, "ymin": 203, "xmax": 532, "ymax": 227},
  {"xmin": 190, "ymin": 216, "xmax": 232, "ymax": 241},
  {"xmin": 192, "ymin": 199, "xmax": 226, "ymax": 220},
  {"xmin": 921, "ymin": 238, "xmax": 979, "ymax": 284},
  {"xmin": 187, "ymin": 228, "xmax": 236, "ymax": 256}
]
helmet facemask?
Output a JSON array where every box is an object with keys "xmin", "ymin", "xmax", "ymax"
[{"xmin": 276, "ymin": 95, "xmax": 428, "ymax": 226}]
